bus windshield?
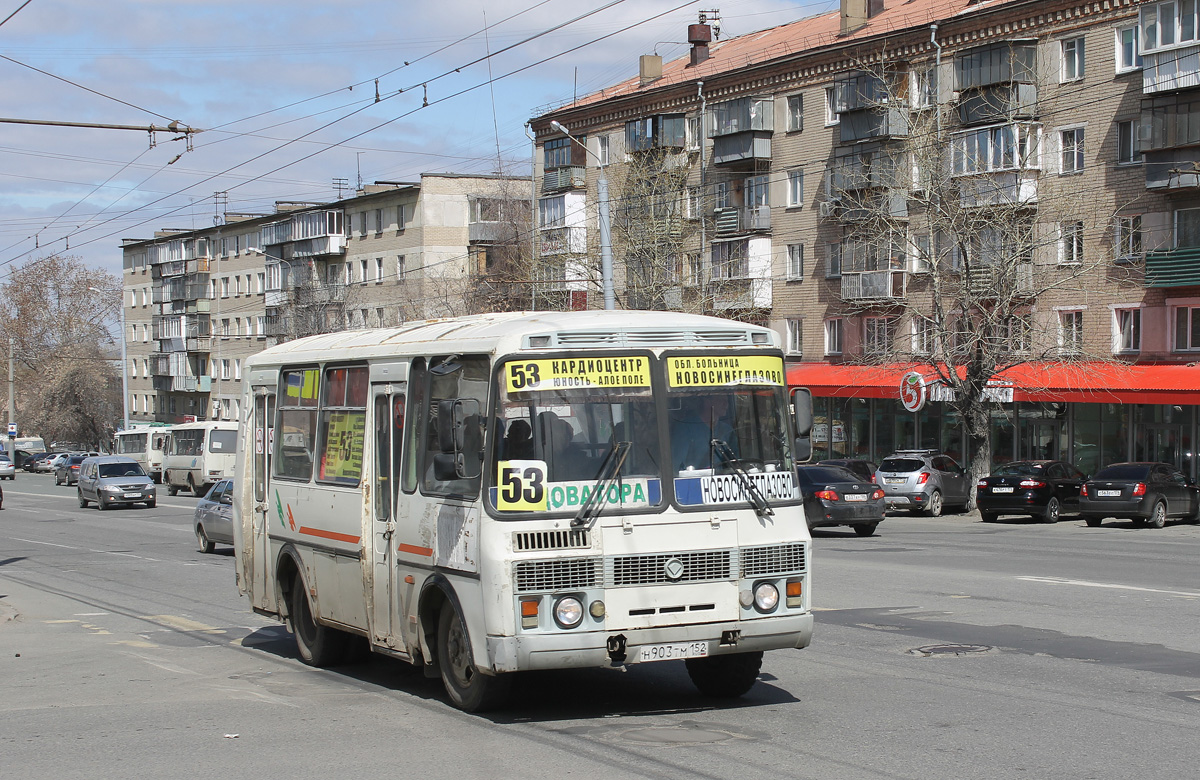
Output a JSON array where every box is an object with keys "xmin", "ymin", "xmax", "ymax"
[{"xmin": 489, "ymin": 355, "xmax": 662, "ymax": 516}]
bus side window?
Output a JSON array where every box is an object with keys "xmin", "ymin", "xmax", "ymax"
[
  {"xmin": 373, "ymin": 394, "xmax": 391, "ymax": 520},
  {"xmin": 276, "ymin": 368, "xmax": 320, "ymax": 481},
  {"xmin": 401, "ymin": 359, "xmax": 426, "ymax": 494}
]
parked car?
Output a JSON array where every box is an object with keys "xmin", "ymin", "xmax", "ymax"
[
  {"xmin": 876, "ymin": 449, "xmax": 972, "ymax": 516},
  {"xmin": 975, "ymin": 460, "xmax": 1086, "ymax": 523},
  {"xmin": 817, "ymin": 458, "xmax": 877, "ymax": 484},
  {"xmin": 194, "ymin": 479, "xmax": 234, "ymax": 553},
  {"xmin": 1078, "ymin": 462, "xmax": 1200, "ymax": 528},
  {"xmin": 795, "ymin": 464, "xmax": 886, "ymax": 536},
  {"xmin": 54, "ymin": 454, "xmax": 88, "ymax": 486},
  {"xmin": 23, "ymin": 452, "xmax": 50, "ymax": 472},
  {"xmin": 0, "ymin": 456, "xmax": 14, "ymax": 480},
  {"xmin": 38, "ymin": 453, "xmax": 67, "ymax": 473},
  {"xmin": 76, "ymin": 455, "xmax": 156, "ymax": 510}
]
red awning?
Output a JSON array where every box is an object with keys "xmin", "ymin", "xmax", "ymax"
[{"xmin": 787, "ymin": 362, "xmax": 1200, "ymax": 405}]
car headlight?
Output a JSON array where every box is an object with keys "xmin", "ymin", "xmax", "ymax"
[
  {"xmin": 101, "ymin": 485, "xmax": 123, "ymax": 493},
  {"xmin": 553, "ymin": 596, "xmax": 584, "ymax": 629},
  {"xmin": 753, "ymin": 582, "xmax": 780, "ymax": 613}
]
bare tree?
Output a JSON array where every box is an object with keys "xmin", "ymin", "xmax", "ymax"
[
  {"xmin": 271, "ymin": 258, "xmax": 366, "ymax": 342},
  {"xmin": 824, "ymin": 49, "xmax": 1120, "ymax": 487}
]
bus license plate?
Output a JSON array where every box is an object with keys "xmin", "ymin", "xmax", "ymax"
[
  {"xmin": 844, "ymin": 493, "xmax": 868, "ymax": 502},
  {"xmin": 1097, "ymin": 489, "xmax": 1122, "ymax": 497},
  {"xmin": 638, "ymin": 642, "xmax": 709, "ymax": 663}
]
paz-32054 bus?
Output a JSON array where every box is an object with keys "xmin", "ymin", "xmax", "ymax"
[{"xmin": 233, "ymin": 311, "xmax": 813, "ymax": 711}]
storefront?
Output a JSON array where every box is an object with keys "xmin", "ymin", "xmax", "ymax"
[{"xmin": 787, "ymin": 362, "xmax": 1200, "ymax": 477}]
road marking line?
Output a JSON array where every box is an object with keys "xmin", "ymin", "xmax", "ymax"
[
  {"xmin": 9, "ymin": 537, "xmax": 79, "ymax": 549},
  {"xmin": 1017, "ymin": 576, "xmax": 1200, "ymax": 598}
]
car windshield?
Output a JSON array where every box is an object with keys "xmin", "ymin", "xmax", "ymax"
[
  {"xmin": 992, "ymin": 462, "xmax": 1045, "ymax": 476},
  {"xmin": 1093, "ymin": 464, "xmax": 1152, "ymax": 480},
  {"xmin": 880, "ymin": 458, "xmax": 924, "ymax": 472},
  {"xmin": 797, "ymin": 466, "xmax": 860, "ymax": 483},
  {"xmin": 99, "ymin": 462, "xmax": 147, "ymax": 478}
]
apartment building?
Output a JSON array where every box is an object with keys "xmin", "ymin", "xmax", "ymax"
[
  {"xmin": 121, "ymin": 173, "xmax": 529, "ymax": 424},
  {"xmin": 530, "ymin": 0, "xmax": 1200, "ymax": 474}
]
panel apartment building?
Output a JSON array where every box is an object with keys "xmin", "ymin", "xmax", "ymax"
[
  {"xmin": 529, "ymin": 0, "xmax": 1200, "ymax": 475},
  {"xmin": 121, "ymin": 173, "xmax": 529, "ymax": 424}
]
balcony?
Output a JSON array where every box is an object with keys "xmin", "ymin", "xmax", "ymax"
[
  {"xmin": 1145, "ymin": 152, "xmax": 1200, "ymax": 191},
  {"xmin": 958, "ymin": 83, "xmax": 1037, "ymax": 126},
  {"xmin": 711, "ymin": 132, "xmax": 771, "ymax": 167},
  {"xmin": 836, "ymin": 190, "xmax": 909, "ymax": 221},
  {"xmin": 291, "ymin": 235, "xmax": 345, "ymax": 259},
  {"xmin": 712, "ymin": 205, "xmax": 772, "ymax": 233},
  {"xmin": 841, "ymin": 270, "xmax": 906, "ymax": 301},
  {"xmin": 965, "ymin": 263, "xmax": 1034, "ymax": 295},
  {"xmin": 709, "ymin": 278, "xmax": 771, "ymax": 311},
  {"xmin": 186, "ymin": 337, "xmax": 213, "ymax": 353},
  {"xmin": 265, "ymin": 289, "xmax": 288, "ymax": 307},
  {"xmin": 957, "ymin": 171, "xmax": 1038, "ymax": 207},
  {"xmin": 538, "ymin": 226, "xmax": 586, "ymax": 256},
  {"xmin": 839, "ymin": 107, "xmax": 909, "ymax": 144},
  {"xmin": 1145, "ymin": 246, "xmax": 1200, "ymax": 287},
  {"xmin": 543, "ymin": 166, "xmax": 585, "ymax": 192},
  {"xmin": 1143, "ymin": 44, "xmax": 1200, "ymax": 94}
]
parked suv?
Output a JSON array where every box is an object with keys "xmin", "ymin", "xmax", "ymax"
[
  {"xmin": 876, "ymin": 449, "xmax": 972, "ymax": 516},
  {"xmin": 77, "ymin": 456, "xmax": 156, "ymax": 510}
]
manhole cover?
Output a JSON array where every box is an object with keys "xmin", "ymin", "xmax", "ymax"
[
  {"xmin": 910, "ymin": 643, "xmax": 992, "ymax": 657},
  {"xmin": 621, "ymin": 725, "xmax": 741, "ymax": 745}
]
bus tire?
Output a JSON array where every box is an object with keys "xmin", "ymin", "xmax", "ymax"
[
  {"xmin": 685, "ymin": 651, "xmax": 763, "ymax": 698},
  {"xmin": 167, "ymin": 475, "xmax": 179, "ymax": 496},
  {"xmin": 188, "ymin": 475, "xmax": 200, "ymax": 496},
  {"xmin": 437, "ymin": 604, "xmax": 509, "ymax": 712},
  {"xmin": 291, "ymin": 573, "xmax": 348, "ymax": 667}
]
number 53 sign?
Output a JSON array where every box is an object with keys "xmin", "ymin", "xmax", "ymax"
[{"xmin": 495, "ymin": 460, "xmax": 548, "ymax": 511}]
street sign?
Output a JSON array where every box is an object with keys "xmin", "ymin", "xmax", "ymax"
[{"xmin": 6, "ymin": 422, "xmax": 15, "ymax": 438}]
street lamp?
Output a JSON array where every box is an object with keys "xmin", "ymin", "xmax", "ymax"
[
  {"xmin": 549, "ymin": 120, "xmax": 615, "ymax": 311},
  {"xmin": 91, "ymin": 286, "xmax": 129, "ymax": 432}
]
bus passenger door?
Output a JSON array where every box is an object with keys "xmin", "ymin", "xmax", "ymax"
[
  {"xmin": 370, "ymin": 385, "xmax": 404, "ymax": 646},
  {"xmin": 251, "ymin": 391, "xmax": 275, "ymax": 611}
]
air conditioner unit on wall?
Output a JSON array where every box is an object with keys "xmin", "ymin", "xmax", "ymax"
[{"xmin": 818, "ymin": 201, "xmax": 840, "ymax": 218}]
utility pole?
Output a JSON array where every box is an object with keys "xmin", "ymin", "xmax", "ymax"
[{"xmin": 7, "ymin": 338, "xmax": 15, "ymax": 462}]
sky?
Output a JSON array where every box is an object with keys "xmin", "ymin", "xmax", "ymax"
[{"xmin": 0, "ymin": 0, "xmax": 830, "ymax": 282}]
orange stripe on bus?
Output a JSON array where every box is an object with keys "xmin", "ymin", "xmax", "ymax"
[
  {"xmin": 298, "ymin": 526, "xmax": 361, "ymax": 544},
  {"xmin": 397, "ymin": 543, "xmax": 433, "ymax": 557}
]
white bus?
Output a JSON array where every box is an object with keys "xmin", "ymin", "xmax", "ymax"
[
  {"xmin": 163, "ymin": 421, "xmax": 238, "ymax": 496},
  {"xmin": 112, "ymin": 425, "xmax": 171, "ymax": 482},
  {"xmin": 233, "ymin": 311, "xmax": 813, "ymax": 711}
]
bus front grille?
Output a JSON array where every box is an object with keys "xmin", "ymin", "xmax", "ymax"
[
  {"xmin": 741, "ymin": 543, "xmax": 807, "ymax": 577},
  {"xmin": 608, "ymin": 549, "xmax": 735, "ymax": 586},
  {"xmin": 513, "ymin": 529, "xmax": 590, "ymax": 552},
  {"xmin": 514, "ymin": 558, "xmax": 602, "ymax": 593}
]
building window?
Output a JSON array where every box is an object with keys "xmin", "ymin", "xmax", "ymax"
[
  {"xmin": 397, "ymin": 204, "xmax": 407, "ymax": 230},
  {"xmin": 1114, "ymin": 307, "xmax": 1142, "ymax": 352},
  {"xmin": 714, "ymin": 181, "xmax": 730, "ymax": 210},
  {"xmin": 787, "ymin": 169, "xmax": 804, "ymax": 207},
  {"xmin": 1060, "ymin": 128, "xmax": 1085, "ymax": 173},
  {"xmin": 685, "ymin": 186, "xmax": 701, "ymax": 219},
  {"xmin": 344, "ymin": 262, "xmax": 354, "ymax": 285},
  {"xmin": 256, "ymin": 272, "xmax": 265, "ymax": 293},
  {"xmin": 1061, "ymin": 37, "xmax": 1085, "ymax": 81},
  {"xmin": 597, "ymin": 134, "xmax": 610, "ymax": 166},
  {"xmin": 1060, "ymin": 221, "xmax": 1085, "ymax": 264},
  {"xmin": 374, "ymin": 257, "xmax": 384, "ymax": 282},
  {"xmin": 825, "ymin": 244, "xmax": 842, "ymax": 278},
  {"xmin": 1116, "ymin": 120, "xmax": 1140, "ymax": 164},
  {"xmin": 911, "ymin": 65, "xmax": 936, "ymax": 109},
  {"xmin": 1116, "ymin": 25, "xmax": 1142, "ymax": 71},
  {"xmin": 221, "ymin": 318, "xmax": 231, "ymax": 337},
  {"xmin": 221, "ymin": 359, "xmax": 231, "ymax": 380},
  {"xmin": 863, "ymin": 317, "xmax": 896, "ymax": 356},
  {"xmin": 544, "ymin": 136, "xmax": 572, "ymax": 168},
  {"xmin": 1059, "ymin": 310, "xmax": 1084, "ymax": 354},
  {"xmin": 786, "ymin": 319, "xmax": 803, "ymax": 356},
  {"xmin": 1174, "ymin": 306, "xmax": 1200, "ymax": 350},
  {"xmin": 744, "ymin": 174, "xmax": 769, "ymax": 207},
  {"xmin": 685, "ymin": 116, "xmax": 701, "ymax": 151},
  {"xmin": 824, "ymin": 318, "xmax": 843, "ymax": 355},
  {"xmin": 786, "ymin": 94, "xmax": 803, "ymax": 132},
  {"xmin": 538, "ymin": 195, "xmax": 566, "ymax": 228},
  {"xmin": 397, "ymin": 255, "xmax": 406, "ymax": 282},
  {"xmin": 1139, "ymin": 2, "xmax": 1199, "ymax": 54},
  {"xmin": 374, "ymin": 209, "xmax": 383, "ymax": 234},
  {"xmin": 824, "ymin": 87, "xmax": 839, "ymax": 125},
  {"xmin": 376, "ymin": 308, "xmax": 385, "ymax": 327},
  {"xmin": 912, "ymin": 317, "xmax": 936, "ymax": 355},
  {"xmin": 1115, "ymin": 215, "xmax": 1143, "ymax": 262},
  {"xmin": 1002, "ymin": 314, "xmax": 1033, "ymax": 354},
  {"xmin": 234, "ymin": 360, "xmax": 242, "ymax": 381},
  {"xmin": 357, "ymin": 212, "xmax": 368, "ymax": 237},
  {"xmin": 952, "ymin": 123, "xmax": 1040, "ymax": 175},
  {"xmin": 359, "ymin": 258, "xmax": 368, "ymax": 283},
  {"xmin": 1176, "ymin": 208, "xmax": 1200, "ymax": 247},
  {"xmin": 787, "ymin": 244, "xmax": 804, "ymax": 280},
  {"xmin": 257, "ymin": 316, "xmax": 266, "ymax": 337},
  {"xmin": 220, "ymin": 277, "xmax": 230, "ymax": 297}
]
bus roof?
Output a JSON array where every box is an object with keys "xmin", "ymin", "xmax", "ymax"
[{"xmin": 245, "ymin": 311, "xmax": 778, "ymax": 368}]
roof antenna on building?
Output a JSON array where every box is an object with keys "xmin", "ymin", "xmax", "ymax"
[{"xmin": 699, "ymin": 9, "xmax": 721, "ymax": 39}]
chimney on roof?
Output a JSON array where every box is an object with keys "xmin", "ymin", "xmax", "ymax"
[
  {"xmin": 687, "ymin": 20, "xmax": 712, "ymax": 67},
  {"xmin": 640, "ymin": 54, "xmax": 662, "ymax": 85}
]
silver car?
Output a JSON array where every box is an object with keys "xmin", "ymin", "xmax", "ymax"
[
  {"xmin": 77, "ymin": 455, "xmax": 157, "ymax": 510},
  {"xmin": 876, "ymin": 449, "xmax": 972, "ymax": 516},
  {"xmin": 194, "ymin": 479, "xmax": 234, "ymax": 553},
  {"xmin": 0, "ymin": 456, "xmax": 14, "ymax": 480}
]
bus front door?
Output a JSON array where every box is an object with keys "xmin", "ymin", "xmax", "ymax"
[
  {"xmin": 370, "ymin": 385, "xmax": 405, "ymax": 647},
  {"xmin": 251, "ymin": 391, "xmax": 275, "ymax": 611}
]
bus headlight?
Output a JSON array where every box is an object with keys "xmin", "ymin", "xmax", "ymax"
[
  {"xmin": 753, "ymin": 582, "xmax": 780, "ymax": 613},
  {"xmin": 553, "ymin": 596, "xmax": 584, "ymax": 629}
]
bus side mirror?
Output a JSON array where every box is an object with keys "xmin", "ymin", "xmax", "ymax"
[
  {"xmin": 791, "ymin": 387, "xmax": 812, "ymax": 463},
  {"xmin": 435, "ymin": 399, "xmax": 483, "ymax": 480}
]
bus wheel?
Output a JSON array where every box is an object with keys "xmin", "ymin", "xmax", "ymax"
[
  {"xmin": 290, "ymin": 573, "xmax": 347, "ymax": 667},
  {"xmin": 437, "ymin": 604, "xmax": 509, "ymax": 712},
  {"xmin": 188, "ymin": 475, "xmax": 201, "ymax": 496},
  {"xmin": 685, "ymin": 651, "xmax": 764, "ymax": 698},
  {"xmin": 167, "ymin": 475, "xmax": 179, "ymax": 496}
]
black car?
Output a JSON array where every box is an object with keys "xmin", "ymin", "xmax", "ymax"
[
  {"xmin": 1078, "ymin": 462, "xmax": 1200, "ymax": 528},
  {"xmin": 975, "ymin": 460, "xmax": 1086, "ymax": 523},
  {"xmin": 795, "ymin": 464, "xmax": 886, "ymax": 536},
  {"xmin": 817, "ymin": 458, "xmax": 878, "ymax": 484}
]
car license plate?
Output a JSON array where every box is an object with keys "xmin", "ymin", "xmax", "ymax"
[
  {"xmin": 123, "ymin": 493, "xmax": 142, "ymax": 499},
  {"xmin": 844, "ymin": 493, "xmax": 868, "ymax": 502},
  {"xmin": 637, "ymin": 642, "xmax": 709, "ymax": 663},
  {"xmin": 884, "ymin": 477, "xmax": 906, "ymax": 484},
  {"xmin": 992, "ymin": 487, "xmax": 1014, "ymax": 493},
  {"xmin": 1097, "ymin": 489, "xmax": 1122, "ymax": 497}
]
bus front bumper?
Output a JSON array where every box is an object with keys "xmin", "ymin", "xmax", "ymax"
[{"xmin": 485, "ymin": 612, "xmax": 813, "ymax": 673}]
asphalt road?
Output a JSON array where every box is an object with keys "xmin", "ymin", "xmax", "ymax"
[{"xmin": 2, "ymin": 472, "xmax": 1198, "ymax": 780}]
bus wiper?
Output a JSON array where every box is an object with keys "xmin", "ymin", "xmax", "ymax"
[
  {"xmin": 712, "ymin": 439, "xmax": 774, "ymax": 518},
  {"xmin": 572, "ymin": 441, "xmax": 631, "ymax": 529}
]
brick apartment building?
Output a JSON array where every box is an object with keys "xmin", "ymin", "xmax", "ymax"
[
  {"xmin": 529, "ymin": 0, "xmax": 1200, "ymax": 474},
  {"xmin": 121, "ymin": 174, "xmax": 529, "ymax": 424}
]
